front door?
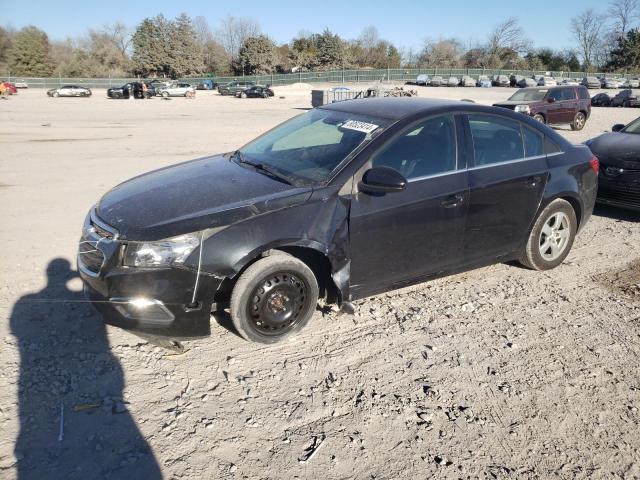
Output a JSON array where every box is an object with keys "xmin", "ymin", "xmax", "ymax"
[
  {"xmin": 349, "ymin": 114, "xmax": 469, "ymax": 298},
  {"xmin": 462, "ymin": 114, "xmax": 549, "ymax": 262}
]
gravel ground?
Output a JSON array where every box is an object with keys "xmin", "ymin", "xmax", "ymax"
[{"xmin": 1, "ymin": 85, "xmax": 639, "ymax": 479}]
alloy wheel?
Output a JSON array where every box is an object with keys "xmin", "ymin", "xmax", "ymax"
[{"xmin": 538, "ymin": 212, "xmax": 570, "ymax": 261}]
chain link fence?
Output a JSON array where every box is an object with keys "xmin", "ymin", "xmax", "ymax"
[{"xmin": 0, "ymin": 68, "xmax": 630, "ymax": 89}]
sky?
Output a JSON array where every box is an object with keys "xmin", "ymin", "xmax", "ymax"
[{"xmin": 3, "ymin": 0, "xmax": 607, "ymax": 53}]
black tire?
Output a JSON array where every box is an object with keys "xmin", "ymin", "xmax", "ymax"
[
  {"xmin": 240, "ymin": 92, "xmax": 247, "ymax": 98},
  {"xmin": 262, "ymin": 92, "xmax": 269, "ymax": 98},
  {"xmin": 571, "ymin": 111, "xmax": 586, "ymax": 131},
  {"xmin": 230, "ymin": 254, "xmax": 319, "ymax": 343},
  {"xmin": 161, "ymin": 91, "xmax": 169, "ymax": 98},
  {"xmin": 532, "ymin": 113, "xmax": 545, "ymax": 123},
  {"xmin": 519, "ymin": 199, "xmax": 577, "ymax": 270}
]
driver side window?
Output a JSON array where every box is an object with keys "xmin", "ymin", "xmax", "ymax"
[{"xmin": 372, "ymin": 115, "xmax": 457, "ymax": 180}]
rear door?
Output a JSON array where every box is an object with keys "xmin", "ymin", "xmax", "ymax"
[
  {"xmin": 561, "ymin": 88, "xmax": 578, "ymax": 122},
  {"xmin": 546, "ymin": 89, "xmax": 564, "ymax": 123},
  {"xmin": 461, "ymin": 114, "xmax": 548, "ymax": 263}
]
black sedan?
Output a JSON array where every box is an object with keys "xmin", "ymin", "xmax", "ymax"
[
  {"xmin": 611, "ymin": 89, "xmax": 640, "ymax": 108},
  {"xmin": 47, "ymin": 85, "xmax": 92, "ymax": 97},
  {"xmin": 236, "ymin": 85, "xmax": 274, "ymax": 98},
  {"xmin": 587, "ymin": 118, "xmax": 640, "ymax": 211},
  {"xmin": 591, "ymin": 93, "xmax": 612, "ymax": 107},
  {"xmin": 78, "ymin": 98, "xmax": 598, "ymax": 344}
]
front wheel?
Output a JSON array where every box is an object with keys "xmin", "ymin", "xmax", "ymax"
[
  {"xmin": 53, "ymin": 92, "xmax": 59, "ymax": 98},
  {"xmin": 230, "ymin": 255, "xmax": 319, "ymax": 343},
  {"xmin": 571, "ymin": 111, "xmax": 586, "ymax": 131},
  {"xmin": 161, "ymin": 91, "xmax": 169, "ymax": 98},
  {"xmin": 240, "ymin": 92, "xmax": 247, "ymax": 98},
  {"xmin": 519, "ymin": 199, "xmax": 577, "ymax": 270}
]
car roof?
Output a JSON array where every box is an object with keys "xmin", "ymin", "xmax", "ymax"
[{"xmin": 320, "ymin": 97, "xmax": 506, "ymax": 120}]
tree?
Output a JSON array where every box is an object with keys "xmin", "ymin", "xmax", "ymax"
[
  {"xmin": 485, "ymin": 18, "xmax": 527, "ymax": 67},
  {"xmin": 131, "ymin": 16, "xmax": 169, "ymax": 76},
  {"xmin": 8, "ymin": 26, "xmax": 53, "ymax": 76},
  {"xmin": 607, "ymin": 28, "xmax": 640, "ymax": 70},
  {"xmin": 238, "ymin": 35, "xmax": 277, "ymax": 74},
  {"xmin": 216, "ymin": 15, "xmax": 260, "ymax": 62},
  {"xmin": 571, "ymin": 9, "xmax": 606, "ymax": 70},
  {"xmin": 315, "ymin": 29, "xmax": 350, "ymax": 70},
  {"xmin": 0, "ymin": 26, "xmax": 13, "ymax": 71},
  {"xmin": 167, "ymin": 13, "xmax": 204, "ymax": 77},
  {"xmin": 609, "ymin": 0, "xmax": 639, "ymax": 38},
  {"xmin": 418, "ymin": 38, "xmax": 462, "ymax": 67}
]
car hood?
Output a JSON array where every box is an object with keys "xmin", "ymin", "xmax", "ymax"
[
  {"xmin": 96, "ymin": 154, "xmax": 313, "ymax": 241},
  {"xmin": 494, "ymin": 100, "xmax": 540, "ymax": 106},
  {"xmin": 588, "ymin": 132, "xmax": 640, "ymax": 168}
]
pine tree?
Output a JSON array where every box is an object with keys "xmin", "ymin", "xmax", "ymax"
[
  {"xmin": 131, "ymin": 17, "xmax": 166, "ymax": 77},
  {"xmin": 607, "ymin": 29, "xmax": 640, "ymax": 70},
  {"xmin": 238, "ymin": 35, "xmax": 277, "ymax": 74},
  {"xmin": 167, "ymin": 13, "xmax": 203, "ymax": 77},
  {"xmin": 8, "ymin": 26, "xmax": 53, "ymax": 76}
]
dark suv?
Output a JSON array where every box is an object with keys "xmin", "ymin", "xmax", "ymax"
[
  {"xmin": 218, "ymin": 81, "xmax": 255, "ymax": 96},
  {"xmin": 493, "ymin": 86, "xmax": 591, "ymax": 131}
]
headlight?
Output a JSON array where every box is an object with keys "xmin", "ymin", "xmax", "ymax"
[
  {"xmin": 514, "ymin": 104, "xmax": 530, "ymax": 114},
  {"xmin": 123, "ymin": 233, "xmax": 201, "ymax": 267}
]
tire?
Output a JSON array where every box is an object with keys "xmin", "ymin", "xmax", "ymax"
[
  {"xmin": 240, "ymin": 92, "xmax": 247, "ymax": 98},
  {"xmin": 230, "ymin": 254, "xmax": 319, "ymax": 343},
  {"xmin": 571, "ymin": 111, "xmax": 586, "ymax": 131},
  {"xmin": 519, "ymin": 199, "xmax": 577, "ymax": 271},
  {"xmin": 262, "ymin": 92, "xmax": 269, "ymax": 98},
  {"xmin": 532, "ymin": 113, "xmax": 545, "ymax": 123},
  {"xmin": 161, "ymin": 91, "xmax": 169, "ymax": 98},
  {"xmin": 53, "ymin": 92, "xmax": 59, "ymax": 98}
]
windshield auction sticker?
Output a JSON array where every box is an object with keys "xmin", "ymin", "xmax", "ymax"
[{"xmin": 341, "ymin": 120, "xmax": 379, "ymax": 134}]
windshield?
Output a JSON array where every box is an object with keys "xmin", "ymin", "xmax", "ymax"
[
  {"xmin": 237, "ymin": 109, "xmax": 389, "ymax": 185},
  {"xmin": 508, "ymin": 88, "xmax": 548, "ymax": 101},
  {"xmin": 622, "ymin": 117, "xmax": 640, "ymax": 134}
]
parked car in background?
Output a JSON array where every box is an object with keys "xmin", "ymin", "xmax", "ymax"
[
  {"xmin": 460, "ymin": 76, "xmax": 476, "ymax": 87},
  {"xmin": 107, "ymin": 82, "xmax": 152, "ymax": 99},
  {"xmin": 591, "ymin": 92, "xmax": 613, "ymax": 107},
  {"xmin": 601, "ymin": 77, "xmax": 619, "ymax": 89},
  {"xmin": 624, "ymin": 78, "xmax": 640, "ymax": 88},
  {"xmin": 430, "ymin": 76, "xmax": 444, "ymax": 86},
  {"xmin": 510, "ymin": 75, "xmax": 524, "ymax": 87},
  {"xmin": 1, "ymin": 82, "xmax": 17, "ymax": 94},
  {"xmin": 616, "ymin": 78, "xmax": 628, "ymax": 88},
  {"xmin": 218, "ymin": 81, "xmax": 255, "ymax": 95},
  {"xmin": 492, "ymin": 75, "xmax": 510, "ymax": 87},
  {"xmin": 78, "ymin": 97, "xmax": 598, "ymax": 343},
  {"xmin": 146, "ymin": 79, "xmax": 171, "ymax": 91},
  {"xmin": 196, "ymin": 80, "xmax": 216, "ymax": 90},
  {"xmin": 157, "ymin": 83, "xmax": 196, "ymax": 97},
  {"xmin": 446, "ymin": 76, "xmax": 459, "ymax": 87},
  {"xmin": 14, "ymin": 81, "xmax": 28, "ymax": 88},
  {"xmin": 517, "ymin": 77, "xmax": 538, "ymax": 88},
  {"xmin": 538, "ymin": 76, "xmax": 558, "ymax": 86},
  {"xmin": 586, "ymin": 118, "xmax": 640, "ymax": 211},
  {"xmin": 493, "ymin": 85, "xmax": 591, "ymax": 130},
  {"xmin": 561, "ymin": 78, "xmax": 580, "ymax": 86},
  {"xmin": 416, "ymin": 74, "xmax": 430, "ymax": 86},
  {"xmin": 47, "ymin": 85, "xmax": 92, "ymax": 97},
  {"xmin": 477, "ymin": 75, "xmax": 492, "ymax": 87},
  {"xmin": 236, "ymin": 85, "xmax": 274, "ymax": 98},
  {"xmin": 582, "ymin": 77, "xmax": 601, "ymax": 89},
  {"xmin": 610, "ymin": 89, "xmax": 640, "ymax": 107}
]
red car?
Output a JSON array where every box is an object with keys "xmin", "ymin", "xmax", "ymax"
[{"xmin": 1, "ymin": 82, "xmax": 18, "ymax": 94}]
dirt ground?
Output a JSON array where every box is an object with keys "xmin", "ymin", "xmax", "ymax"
[{"xmin": 1, "ymin": 84, "xmax": 639, "ymax": 480}]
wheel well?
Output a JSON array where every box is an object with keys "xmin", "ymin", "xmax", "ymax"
[
  {"xmin": 214, "ymin": 246, "xmax": 338, "ymax": 309},
  {"xmin": 560, "ymin": 196, "xmax": 582, "ymax": 228}
]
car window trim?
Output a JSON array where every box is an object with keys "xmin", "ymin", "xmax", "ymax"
[{"xmin": 367, "ymin": 112, "xmax": 460, "ymax": 181}]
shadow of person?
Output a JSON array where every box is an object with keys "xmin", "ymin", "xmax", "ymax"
[{"xmin": 10, "ymin": 258, "xmax": 162, "ymax": 480}]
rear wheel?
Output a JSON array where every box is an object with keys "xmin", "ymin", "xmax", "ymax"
[
  {"xmin": 230, "ymin": 255, "xmax": 319, "ymax": 343},
  {"xmin": 519, "ymin": 199, "xmax": 577, "ymax": 270},
  {"xmin": 262, "ymin": 92, "xmax": 269, "ymax": 98},
  {"xmin": 240, "ymin": 92, "xmax": 247, "ymax": 98},
  {"xmin": 532, "ymin": 113, "xmax": 545, "ymax": 123},
  {"xmin": 571, "ymin": 112, "xmax": 586, "ymax": 131},
  {"xmin": 161, "ymin": 91, "xmax": 169, "ymax": 98},
  {"xmin": 53, "ymin": 92, "xmax": 59, "ymax": 98}
]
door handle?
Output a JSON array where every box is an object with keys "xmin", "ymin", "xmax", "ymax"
[
  {"xmin": 524, "ymin": 176, "xmax": 541, "ymax": 187},
  {"xmin": 441, "ymin": 194, "xmax": 464, "ymax": 208}
]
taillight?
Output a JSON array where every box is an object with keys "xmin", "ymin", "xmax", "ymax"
[{"xmin": 589, "ymin": 156, "xmax": 599, "ymax": 174}]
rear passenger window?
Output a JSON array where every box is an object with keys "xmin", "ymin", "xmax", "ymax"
[
  {"xmin": 373, "ymin": 115, "xmax": 457, "ymax": 179},
  {"xmin": 578, "ymin": 87, "xmax": 590, "ymax": 100},
  {"xmin": 468, "ymin": 115, "xmax": 524, "ymax": 166},
  {"xmin": 561, "ymin": 89, "xmax": 575, "ymax": 101},
  {"xmin": 522, "ymin": 125, "xmax": 543, "ymax": 157}
]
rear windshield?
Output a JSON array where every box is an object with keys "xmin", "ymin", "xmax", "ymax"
[{"xmin": 508, "ymin": 89, "xmax": 548, "ymax": 101}]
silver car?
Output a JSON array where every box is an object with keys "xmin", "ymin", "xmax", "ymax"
[
  {"xmin": 430, "ymin": 76, "xmax": 444, "ymax": 86},
  {"xmin": 157, "ymin": 83, "xmax": 196, "ymax": 97},
  {"xmin": 538, "ymin": 76, "xmax": 557, "ymax": 86},
  {"xmin": 518, "ymin": 77, "xmax": 538, "ymax": 88},
  {"xmin": 460, "ymin": 76, "xmax": 476, "ymax": 87},
  {"xmin": 446, "ymin": 76, "xmax": 459, "ymax": 87},
  {"xmin": 46, "ymin": 85, "xmax": 92, "ymax": 97},
  {"xmin": 625, "ymin": 78, "xmax": 640, "ymax": 88}
]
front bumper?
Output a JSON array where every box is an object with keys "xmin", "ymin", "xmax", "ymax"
[
  {"xmin": 78, "ymin": 211, "xmax": 220, "ymax": 338},
  {"xmin": 597, "ymin": 170, "xmax": 640, "ymax": 212}
]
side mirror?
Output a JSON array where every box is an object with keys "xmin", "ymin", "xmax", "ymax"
[
  {"xmin": 547, "ymin": 97, "xmax": 555, "ymax": 103},
  {"xmin": 612, "ymin": 123, "xmax": 625, "ymax": 132},
  {"xmin": 358, "ymin": 167, "xmax": 407, "ymax": 194}
]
